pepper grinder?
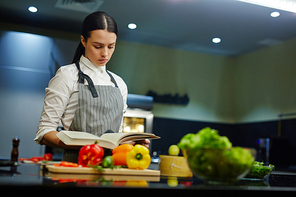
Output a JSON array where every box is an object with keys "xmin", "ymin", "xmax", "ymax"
[{"xmin": 11, "ymin": 137, "xmax": 20, "ymax": 162}]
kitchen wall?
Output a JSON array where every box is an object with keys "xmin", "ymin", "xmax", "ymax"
[
  {"xmin": 0, "ymin": 30, "xmax": 78, "ymax": 158},
  {"xmin": 233, "ymin": 36, "xmax": 296, "ymax": 123},
  {"xmin": 108, "ymin": 42, "xmax": 236, "ymax": 123}
]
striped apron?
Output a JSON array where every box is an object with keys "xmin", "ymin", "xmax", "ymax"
[{"xmin": 62, "ymin": 61, "xmax": 124, "ymax": 162}]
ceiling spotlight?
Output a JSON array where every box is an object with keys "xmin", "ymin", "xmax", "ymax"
[
  {"xmin": 212, "ymin": 37, "xmax": 221, "ymax": 44},
  {"xmin": 28, "ymin": 6, "xmax": 38, "ymax": 13},
  {"xmin": 270, "ymin": 11, "xmax": 280, "ymax": 17},
  {"xmin": 128, "ymin": 23, "xmax": 137, "ymax": 30}
]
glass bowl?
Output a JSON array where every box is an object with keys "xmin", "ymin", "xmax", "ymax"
[{"xmin": 184, "ymin": 147, "xmax": 256, "ymax": 184}]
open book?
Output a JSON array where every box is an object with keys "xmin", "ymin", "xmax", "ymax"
[{"xmin": 56, "ymin": 130, "xmax": 160, "ymax": 149}]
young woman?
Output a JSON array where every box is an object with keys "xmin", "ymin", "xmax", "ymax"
[{"xmin": 35, "ymin": 11, "xmax": 149, "ymax": 162}]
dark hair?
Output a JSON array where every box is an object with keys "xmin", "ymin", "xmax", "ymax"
[{"xmin": 72, "ymin": 11, "xmax": 118, "ymax": 63}]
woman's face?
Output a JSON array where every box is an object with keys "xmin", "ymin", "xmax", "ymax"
[{"xmin": 81, "ymin": 29, "xmax": 117, "ymax": 67}]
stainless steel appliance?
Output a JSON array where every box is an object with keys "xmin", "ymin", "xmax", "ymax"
[{"xmin": 123, "ymin": 94, "xmax": 154, "ymax": 134}]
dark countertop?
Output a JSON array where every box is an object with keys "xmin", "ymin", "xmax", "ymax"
[{"xmin": 1, "ymin": 163, "xmax": 296, "ymax": 195}]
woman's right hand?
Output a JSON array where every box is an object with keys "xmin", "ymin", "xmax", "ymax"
[{"xmin": 41, "ymin": 131, "xmax": 81, "ymax": 149}]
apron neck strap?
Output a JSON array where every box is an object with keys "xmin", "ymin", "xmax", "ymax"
[
  {"xmin": 75, "ymin": 61, "xmax": 98, "ymax": 98},
  {"xmin": 106, "ymin": 70, "xmax": 119, "ymax": 88}
]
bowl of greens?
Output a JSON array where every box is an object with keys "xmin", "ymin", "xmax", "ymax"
[
  {"xmin": 178, "ymin": 127, "xmax": 256, "ymax": 183},
  {"xmin": 244, "ymin": 161, "xmax": 274, "ymax": 180}
]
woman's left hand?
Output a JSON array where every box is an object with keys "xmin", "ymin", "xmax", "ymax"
[{"xmin": 133, "ymin": 139, "xmax": 150, "ymax": 149}]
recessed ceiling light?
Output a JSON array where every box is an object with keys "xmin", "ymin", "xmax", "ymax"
[
  {"xmin": 270, "ymin": 11, "xmax": 280, "ymax": 17},
  {"xmin": 212, "ymin": 37, "xmax": 221, "ymax": 44},
  {"xmin": 28, "ymin": 6, "xmax": 38, "ymax": 13},
  {"xmin": 128, "ymin": 23, "xmax": 137, "ymax": 30}
]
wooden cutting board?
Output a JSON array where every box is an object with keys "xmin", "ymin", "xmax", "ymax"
[{"xmin": 46, "ymin": 165, "xmax": 160, "ymax": 176}]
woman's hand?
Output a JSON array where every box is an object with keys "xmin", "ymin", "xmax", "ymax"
[
  {"xmin": 41, "ymin": 131, "xmax": 81, "ymax": 150},
  {"xmin": 132, "ymin": 139, "xmax": 150, "ymax": 149}
]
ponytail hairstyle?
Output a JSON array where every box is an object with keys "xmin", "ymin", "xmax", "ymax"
[{"xmin": 72, "ymin": 11, "xmax": 118, "ymax": 63}]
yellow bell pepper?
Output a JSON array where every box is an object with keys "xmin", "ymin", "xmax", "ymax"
[{"xmin": 126, "ymin": 145, "xmax": 151, "ymax": 170}]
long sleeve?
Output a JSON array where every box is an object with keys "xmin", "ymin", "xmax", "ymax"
[{"xmin": 35, "ymin": 67, "xmax": 75, "ymax": 144}]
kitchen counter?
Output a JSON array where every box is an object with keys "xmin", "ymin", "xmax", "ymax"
[{"xmin": 1, "ymin": 163, "xmax": 296, "ymax": 195}]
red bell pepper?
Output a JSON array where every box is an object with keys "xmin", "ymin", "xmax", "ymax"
[
  {"xmin": 19, "ymin": 153, "xmax": 53, "ymax": 162},
  {"xmin": 30, "ymin": 156, "xmax": 44, "ymax": 163},
  {"xmin": 43, "ymin": 153, "xmax": 53, "ymax": 161},
  {"xmin": 78, "ymin": 142, "xmax": 104, "ymax": 167}
]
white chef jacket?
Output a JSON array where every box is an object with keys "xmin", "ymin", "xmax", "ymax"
[{"xmin": 34, "ymin": 56, "xmax": 128, "ymax": 144}]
